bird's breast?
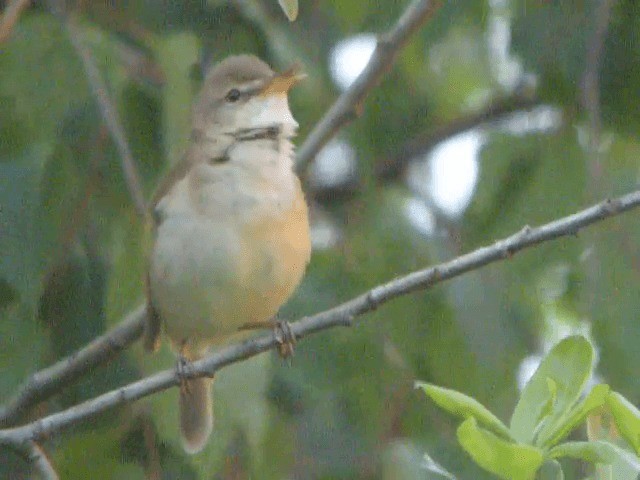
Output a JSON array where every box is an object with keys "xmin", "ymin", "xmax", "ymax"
[{"xmin": 149, "ymin": 167, "xmax": 310, "ymax": 353}]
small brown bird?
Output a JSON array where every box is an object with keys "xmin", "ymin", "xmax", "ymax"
[{"xmin": 144, "ymin": 55, "xmax": 311, "ymax": 454}]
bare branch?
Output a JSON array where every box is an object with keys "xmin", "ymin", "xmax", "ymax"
[
  {"xmin": 232, "ymin": 0, "xmax": 327, "ymax": 103},
  {"xmin": 0, "ymin": 0, "xmax": 440, "ymax": 425},
  {"xmin": 582, "ymin": 0, "xmax": 616, "ymax": 182},
  {"xmin": 0, "ymin": 0, "xmax": 31, "ymax": 43},
  {"xmin": 0, "ymin": 306, "xmax": 145, "ymax": 427},
  {"xmin": 6, "ymin": 441, "xmax": 58, "ymax": 480},
  {"xmin": 2, "ymin": 189, "xmax": 640, "ymax": 445},
  {"xmin": 295, "ymin": 0, "xmax": 440, "ymax": 171},
  {"xmin": 375, "ymin": 93, "xmax": 542, "ymax": 181},
  {"xmin": 55, "ymin": 8, "xmax": 148, "ymax": 218},
  {"xmin": 233, "ymin": 0, "xmax": 305, "ymax": 66},
  {"xmin": 28, "ymin": 443, "xmax": 59, "ymax": 480}
]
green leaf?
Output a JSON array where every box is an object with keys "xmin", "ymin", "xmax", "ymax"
[
  {"xmin": 457, "ymin": 417, "xmax": 544, "ymax": 480},
  {"xmin": 537, "ymin": 384, "xmax": 610, "ymax": 449},
  {"xmin": 154, "ymin": 33, "xmax": 199, "ymax": 165},
  {"xmin": 416, "ymin": 382, "xmax": 511, "ymax": 439},
  {"xmin": 510, "ymin": 336, "xmax": 594, "ymax": 444},
  {"xmin": 0, "ymin": 278, "xmax": 17, "ymax": 309},
  {"xmin": 0, "ymin": 15, "xmax": 89, "ymax": 142},
  {"xmin": 55, "ymin": 428, "xmax": 145, "ymax": 479},
  {"xmin": 549, "ymin": 441, "xmax": 640, "ymax": 472},
  {"xmin": 0, "ymin": 145, "xmax": 51, "ymax": 298},
  {"xmin": 278, "ymin": 0, "xmax": 299, "ymax": 21},
  {"xmin": 421, "ymin": 452, "xmax": 457, "ymax": 479},
  {"xmin": 536, "ymin": 460, "xmax": 565, "ymax": 480},
  {"xmin": 0, "ymin": 96, "xmax": 29, "ymax": 158},
  {"xmin": 104, "ymin": 218, "xmax": 147, "ymax": 325},
  {"xmin": 382, "ymin": 441, "xmax": 448, "ymax": 480},
  {"xmin": 607, "ymin": 392, "xmax": 640, "ymax": 455}
]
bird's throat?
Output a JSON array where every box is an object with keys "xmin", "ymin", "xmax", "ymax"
[{"xmin": 232, "ymin": 125, "xmax": 282, "ymax": 143}]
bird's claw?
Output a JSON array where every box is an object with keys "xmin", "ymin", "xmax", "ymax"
[
  {"xmin": 238, "ymin": 317, "xmax": 296, "ymax": 361},
  {"xmin": 274, "ymin": 319, "xmax": 296, "ymax": 361},
  {"xmin": 176, "ymin": 354, "xmax": 193, "ymax": 394}
]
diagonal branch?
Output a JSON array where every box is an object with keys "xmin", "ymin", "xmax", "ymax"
[
  {"xmin": 5, "ymin": 441, "xmax": 58, "ymax": 480},
  {"xmin": 0, "ymin": 0, "xmax": 31, "ymax": 43},
  {"xmin": 0, "ymin": 306, "xmax": 145, "ymax": 427},
  {"xmin": 0, "ymin": 0, "xmax": 440, "ymax": 425},
  {"xmin": 52, "ymin": 4, "xmax": 148, "ymax": 218},
  {"xmin": 582, "ymin": 0, "xmax": 616, "ymax": 183},
  {"xmin": 27, "ymin": 442, "xmax": 59, "ymax": 480},
  {"xmin": 374, "ymin": 93, "xmax": 542, "ymax": 181},
  {"xmin": 295, "ymin": 0, "xmax": 440, "ymax": 171},
  {"xmin": 2, "ymin": 189, "xmax": 640, "ymax": 445}
]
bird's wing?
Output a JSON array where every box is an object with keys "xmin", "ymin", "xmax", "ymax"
[
  {"xmin": 143, "ymin": 269, "xmax": 162, "ymax": 353},
  {"xmin": 150, "ymin": 144, "xmax": 229, "ymax": 227}
]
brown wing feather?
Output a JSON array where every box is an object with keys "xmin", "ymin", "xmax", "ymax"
[
  {"xmin": 145, "ymin": 140, "xmax": 229, "ymax": 352},
  {"xmin": 143, "ymin": 270, "xmax": 162, "ymax": 353},
  {"xmin": 151, "ymin": 156, "xmax": 194, "ymax": 211}
]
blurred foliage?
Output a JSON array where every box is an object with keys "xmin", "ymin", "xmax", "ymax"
[{"xmin": 1, "ymin": 0, "xmax": 639, "ymax": 479}]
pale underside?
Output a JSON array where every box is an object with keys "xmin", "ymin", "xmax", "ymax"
[{"xmin": 149, "ymin": 134, "xmax": 310, "ymax": 358}]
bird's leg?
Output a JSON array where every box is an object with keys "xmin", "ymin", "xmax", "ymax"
[
  {"xmin": 239, "ymin": 315, "xmax": 296, "ymax": 360},
  {"xmin": 176, "ymin": 340, "xmax": 193, "ymax": 394},
  {"xmin": 274, "ymin": 318, "xmax": 296, "ymax": 360}
]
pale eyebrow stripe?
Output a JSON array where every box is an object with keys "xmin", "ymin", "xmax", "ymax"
[{"xmin": 238, "ymin": 78, "xmax": 269, "ymax": 95}]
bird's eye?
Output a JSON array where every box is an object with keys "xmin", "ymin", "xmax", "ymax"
[{"xmin": 225, "ymin": 88, "xmax": 241, "ymax": 103}]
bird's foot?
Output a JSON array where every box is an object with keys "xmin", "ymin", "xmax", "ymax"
[
  {"xmin": 176, "ymin": 348, "xmax": 194, "ymax": 394},
  {"xmin": 239, "ymin": 317, "xmax": 296, "ymax": 361},
  {"xmin": 273, "ymin": 318, "xmax": 296, "ymax": 361}
]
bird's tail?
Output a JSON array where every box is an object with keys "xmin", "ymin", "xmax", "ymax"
[{"xmin": 179, "ymin": 376, "xmax": 214, "ymax": 454}]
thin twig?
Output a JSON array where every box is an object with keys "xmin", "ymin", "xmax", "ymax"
[
  {"xmin": 232, "ymin": 0, "xmax": 326, "ymax": 103},
  {"xmin": 1, "ymin": 189, "xmax": 640, "ymax": 445},
  {"xmin": 0, "ymin": 306, "xmax": 145, "ymax": 427},
  {"xmin": 53, "ymin": 7, "xmax": 148, "ymax": 217},
  {"xmin": 28, "ymin": 442, "xmax": 59, "ymax": 480},
  {"xmin": 310, "ymin": 93, "xmax": 542, "ymax": 201},
  {"xmin": 7, "ymin": 441, "xmax": 58, "ymax": 480},
  {"xmin": 580, "ymin": 0, "xmax": 616, "ymax": 338},
  {"xmin": 0, "ymin": 0, "xmax": 439, "ymax": 425},
  {"xmin": 375, "ymin": 93, "xmax": 541, "ymax": 181},
  {"xmin": 582, "ymin": 0, "xmax": 616, "ymax": 182},
  {"xmin": 0, "ymin": 0, "xmax": 31, "ymax": 43},
  {"xmin": 295, "ymin": 0, "xmax": 440, "ymax": 171}
]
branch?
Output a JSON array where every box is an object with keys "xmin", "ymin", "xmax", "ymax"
[
  {"xmin": 375, "ymin": 93, "xmax": 542, "ymax": 181},
  {"xmin": 582, "ymin": 0, "xmax": 616, "ymax": 182},
  {"xmin": 295, "ymin": 0, "xmax": 440, "ymax": 171},
  {"xmin": 0, "ymin": 0, "xmax": 438, "ymax": 430},
  {"xmin": 2, "ymin": 189, "xmax": 640, "ymax": 445},
  {"xmin": 28, "ymin": 442, "xmax": 59, "ymax": 480},
  {"xmin": 309, "ymin": 94, "xmax": 542, "ymax": 201},
  {"xmin": 233, "ymin": 0, "xmax": 306, "ymax": 67},
  {"xmin": 232, "ymin": 0, "xmax": 327, "ymax": 105},
  {"xmin": 0, "ymin": 0, "xmax": 31, "ymax": 43},
  {"xmin": 7, "ymin": 441, "xmax": 58, "ymax": 480},
  {"xmin": 51, "ymin": 4, "xmax": 148, "ymax": 218},
  {"xmin": 0, "ymin": 306, "xmax": 145, "ymax": 427}
]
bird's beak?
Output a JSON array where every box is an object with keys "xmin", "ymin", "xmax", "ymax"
[{"xmin": 259, "ymin": 67, "xmax": 307, "ymax": 96}]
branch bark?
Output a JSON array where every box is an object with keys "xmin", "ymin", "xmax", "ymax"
[
  {"xmin": 2, "ymin": 189, "xmax": 640, "ymax": 446},
  {"xmin": 375, "ymin": 93, "xmax": 542, "ymax": 181},
  {"xmin": 0, "ymin": 0, "xmax": 31, "ymax": 43},
  {"xmin": 28, "ymin": 442, "xmax": 58, "ymax": 480},
  {"xmin": 6, "ymin": 441, "xmax": 58, "ymax": 480},
  {"xmin": 295, "ymin": 0, "xmax": 440, "ymax": 171},
  {"xmin": 0, "ymin": 0, "xmax": 432, "ymax": 431},
  {"xmin": 50, "ymin": 2, "xmax": 148, "ymax": 218},
  {"xmin": 0, "ymin": 306, "xmax": 145, "ymax": 427},
  {"xmin": 582, "ymin": 0, "xmax": 616, "ymax": 183}
]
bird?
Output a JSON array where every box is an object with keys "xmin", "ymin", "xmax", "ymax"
[{"xmin": 144, "ymin": 54, "xmax": 311, "ymax": 454}]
